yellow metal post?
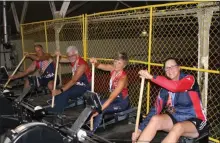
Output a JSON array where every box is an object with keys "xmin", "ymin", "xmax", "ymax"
[
  {"xmin": 44, "ymin": 22, "xmax": 49, "ymax": 53},
  {"xmin": 146, "ymin": 7, "xmax": 153, "ymax": 114},
  {"xmin": 20, "ymin": 25, "xmax": 26, "ymax": 70},
  {"xmin": 83, "ymin": 14, "xmax": 88, "ymax": 60}
]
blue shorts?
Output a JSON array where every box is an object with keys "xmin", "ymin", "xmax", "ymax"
[
  {"xmin": 92, "ymin": 94, "xmax": 130, "ymax": 132},
  {"xmin": 28, "ymin": 76, "xmax": 59, "ymax": 88},
  {"xmin": 46, "ymin": 85, "xmax": 88, "ymax": 113},
  {"xmin": 38, "ymin": 76, "xmax": 59, "ymax": 87}
]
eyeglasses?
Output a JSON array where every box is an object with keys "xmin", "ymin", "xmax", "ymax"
[{"xmin": 164, "ymin": 65, "xmax": 178, "ymax": 72}]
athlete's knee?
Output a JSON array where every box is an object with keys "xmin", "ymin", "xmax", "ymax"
[
  {"xmin": 148, "ymin": 115, "xmax": 164, "ymax": 129},
  {"xmin": 171, "ymin": 123, "xmax": 184, "ymax": 134},
  {"xmin": 150, "ymin": 114, "xmax": 174, "ymax": 131},
  {"xmin": 150, "ymin": 115, "xmax": 162, "ymax": 123}
]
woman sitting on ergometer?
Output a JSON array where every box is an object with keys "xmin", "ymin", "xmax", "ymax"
[
  {"xmin": 90, "ymin": 52, "xmax": 129, "ymax": 132},
  {"xmin": 132, "ymin": 58, "xmax": 208, "ymax": 143}
]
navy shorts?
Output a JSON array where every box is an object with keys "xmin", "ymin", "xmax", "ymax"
[
  {"xmin": 92, "ymin": 94, "xmax": 130, "ymax": 132},
  {"xmin": 28, "ymin": 76, "xmax": 59, "ymax": 88},
  {"xmin": 38, "ymin": 76, "xmax": 59, "ymax": 87},
  {"xmin": 46, "ymin": 85, "xmax": 88, "ymax": 113},
  {"xmin": 167, "ymin": 113, "xmax": 208, "ymax": 136}
]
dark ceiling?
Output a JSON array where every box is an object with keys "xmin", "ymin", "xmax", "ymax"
[{"xmin": 0, "ymin": 1, "xmax": 172, "ymax": 38}]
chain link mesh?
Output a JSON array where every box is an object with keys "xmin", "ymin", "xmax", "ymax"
[
  {"xmin": 21, "ymin": 2, "xmax": 219, "ymax": 142},
  {"xmin": 152, "ymin": 4, "xmax": 199, "ymax": 66},
  {"xmin": 208, "ymin": 8, "xmax": 220, "ymax": 141},
  {"xmin": 22, "ymin": 22, "xmax": 46, "ymax": 72}
]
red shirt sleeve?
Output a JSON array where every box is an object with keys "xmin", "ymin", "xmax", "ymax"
[
  {"xmin": 151, "ymin": 75, "xmax": 195, "ymax": 92},
  {"xmin": 35, "ymin": 61, "xmax": 40, "ymax": 69}
]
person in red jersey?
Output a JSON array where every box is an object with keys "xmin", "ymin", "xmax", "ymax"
[
  {"xmin": 132, "ymin": 58, "xmax": 208, "ymax": 143},
  {"xmin": 9, "ymin": 44, "xmax": 58, "ymax": 93},
  {"xmin": 90, "ymin": 52, "xmax": 129, "ymax": 132},
  {"xmin": 48, "ymin": 46, "xmax": 91, "ymax": 113}
]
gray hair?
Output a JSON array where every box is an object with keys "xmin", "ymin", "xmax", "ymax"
[{"xmin": 66, "ymin": 46, "xmax": 78, "ymax": 54}]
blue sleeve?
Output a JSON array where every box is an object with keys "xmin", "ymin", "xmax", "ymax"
[
  {"xmin": 138, "ymin": 89, "xmax": 168, "ymax": 131},
  {"xmin": 138, "ymin": 107, "xmax": 157, "ymax": 131}
]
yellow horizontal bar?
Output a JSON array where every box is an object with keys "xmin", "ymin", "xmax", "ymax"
[
  {"xmin": 87, "ymin": 58, "xmax": 148, "ymax": 64},
  {"xmin": 150, "ymin": 63, "xmax": 220, "ymax": 74},
  {"xmin": 25, "ymin": 54, "xmax": 219, "ymax": 74},
  {"xmin": 119, "ymin": 60, "xmax": 220, "ymax": 74},
  {"xmin": 209, "ymin": 137, "xmax": 219, "ymax": 143},
  {"xmin": 21, "ymin": 15, "xmax": 83, "ymax": 26},
  {"xmin": 87, "ymin": 58, "xmax": 113, "ymax": 62},
  {"xmin": 153, "ymin": 1, "xmax": 200, "ymax": 8},
  {"xmin": 180, "ymin": 66, "xmax": 219, "ymax": 74},
  {"xmin": 149, "ymin": 63, "xmax": 162, "ymax": 66},
  {"xmin": 129, "ymin": 60, "xmax": 149, "ymax": 65},
  {"xmin": 28, "ymin": 52, "xmax": 67, "ymax": 58},
  {"xmin": 85, "ymin": 58, "xmax": 219, "ymax": 74},
  {"xmin": 87, "ymin": 2, "xmax": 200, "ymax": 17}
]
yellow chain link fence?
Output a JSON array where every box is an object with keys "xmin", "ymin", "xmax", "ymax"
[{"xmin": 20, "ymin": 2, "xmax": 219, "ymax": 142}]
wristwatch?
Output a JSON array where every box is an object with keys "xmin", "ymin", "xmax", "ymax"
[{"xmin": 60, "ymin": 88, "xmax": 64, "ymax": 93}]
